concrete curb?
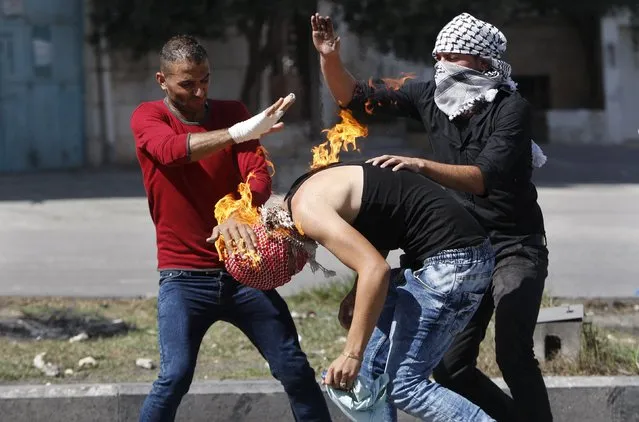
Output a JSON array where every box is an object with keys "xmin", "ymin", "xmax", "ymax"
[{"xmin": 1, "ymin": 377, "xmax": 638, "ymax": 421}]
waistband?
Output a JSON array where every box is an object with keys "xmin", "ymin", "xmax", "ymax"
[
  {"xmin": 159, "ymin": 268, "xmax": 226, "ymax": 278},
  {"xmin": 401, "ymin": 239, "xmax": 494, "ymax": 270}
]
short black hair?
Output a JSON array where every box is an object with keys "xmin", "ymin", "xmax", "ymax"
[{"xmin": 159, "ymin": 35, "xmax": 208, "ymax": 73}]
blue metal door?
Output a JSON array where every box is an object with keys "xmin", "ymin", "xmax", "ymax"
[{"xmin": 0, "ymin": 0, "xmax": 84, "ymax": 172}]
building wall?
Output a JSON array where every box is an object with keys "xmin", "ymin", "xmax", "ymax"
[
  {"xmin": 84, "ymin": 23, "xmax": 256, "ymax": 166},
  {"xmin": 601, "ymin": 12, "xmax": 639, "ymax": 145},
  {"xmin": 82, "ymin": 3, "xmax": 639, "ymax": 167},
  {"xmin": 502, "ymin": 17, "xmax": 593, "ymax": 110}
]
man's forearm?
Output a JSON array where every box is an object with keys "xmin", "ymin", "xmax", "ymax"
[
  {"xmin": 188, "ymin": 129, "xmax": 235, "ymax": 161},
  {"xmin": 344, "ymin": 266, "xmax": 389, "ymax": 357},
  {"xmin": 419, "ymin": 159, "xmax": 486, "ymax": 196},
  {"xmin": 320, "ymin": 54, "xmax": 357, "ymax": 106}
]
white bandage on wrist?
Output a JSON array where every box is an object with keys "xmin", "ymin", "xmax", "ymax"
[{"xmin": 228, "ymin": 109, "xmax": 285, "ymax": 143}]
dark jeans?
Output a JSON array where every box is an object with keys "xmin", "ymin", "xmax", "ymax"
[
  {"xmin": 432, "ymin": 241, "xmax": 553, "ymax": 422},
  {"xmin": 139, "ymin": 270, "xmax": 332, "ymax": 422}
]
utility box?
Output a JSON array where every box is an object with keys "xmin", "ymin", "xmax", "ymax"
[{"xmin": 533, "ymin": 304, "xmax": 584, "ymax": 362}]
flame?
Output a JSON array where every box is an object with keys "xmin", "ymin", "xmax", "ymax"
[
  {"xmin": 310, "ymin": 109, "xmax": 368, "ymax": 170},
  {"xmin": 213, "ymin": 172, "xmax": 262, "ymax": 265},
  {"xmin": 364, "ymin": 99, "xmax": 375, "ymax": 115},
  {"xmin": 365, "ymin": 73, "xmax": 416, "ymax": 114},
  {"xmin": 380, "ymin": 72, "xmax": 416, "ymax": 90},
  {"xmin": 257, "ymin": 145, "xmax": 275, "ymax": 177}
]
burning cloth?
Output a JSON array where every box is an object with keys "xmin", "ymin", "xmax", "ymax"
[{"xmin": 213, "ymin": 179, "xmax": 333, "ymax": 290}]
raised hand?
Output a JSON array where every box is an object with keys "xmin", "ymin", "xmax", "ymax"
[{"xmin": 311, "ymin": 13, "xmax": 340, "ymax": 57}]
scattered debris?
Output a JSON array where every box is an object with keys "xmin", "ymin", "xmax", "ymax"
[
  {"xmin": 135, "ymin": 358, "xmax": 155, "ymax": 370},
  {"xmin": 64, "ymin": 369, "xmax": 74, "ymax": 376},
  {"xmin": 69, "ymin": 332, "xmax": 89, "ymax": 343},
  {"xmin": 291, "ymin": 310, "xmax": 318, "ymax": 319},
  {"xmin": 78, "ymin": 356, "xmax": 98, "ymax": 370},
  {"xmin": 33, "ymin": 352, "xmax": 60, "ymax": 377}
]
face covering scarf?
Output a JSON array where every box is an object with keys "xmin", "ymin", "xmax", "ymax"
[{"xmin": 432, "ymin": 13, "xmax": 547, "ymax": 168}]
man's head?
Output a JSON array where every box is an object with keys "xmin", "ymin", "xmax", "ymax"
[
  {"xmin": 156, "ymin": 35, "xmax": 210, "ymax": 119},
  {"xmin": 430, "ymin": 13, "xmax": 517, "ymax": 120},
  {"xmin": 223, "ymin": 205, "xmax": 316, "ymax": 290},
  {"xmin": 432, "ymin": 13, "xmax": 509, "ymax": 75}
]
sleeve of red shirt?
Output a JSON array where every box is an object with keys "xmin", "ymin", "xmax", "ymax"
[
  {"xmin": 130, "ymin": 103, "xmax": 190, "ymax": 166},
  {"xmin": 231, "ymin": 102, "xmax": 272, "ymax": 207}
]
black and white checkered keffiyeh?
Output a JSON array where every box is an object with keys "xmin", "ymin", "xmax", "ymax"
[
  {"xmin": 431, "ymin": 13, "xmax": 547, "ymax": 168},
  {"xmin": 433, "ymin": 13, "xmax": 512, "ymax": 81}
]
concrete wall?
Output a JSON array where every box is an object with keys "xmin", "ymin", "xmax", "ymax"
[
  {"xmin": 83, "ymin": 22, "xmax": 256, "ymax": 167},
  {"xmin": 82, "ymin": 0, "xmax": 428, "ymax": 167},
  {"xmin": 601, "ymin": 12, "xmax": 639, "ymax": 145},
  {"xmin": 546, "ymin": 110, "xmax": 608, "ymax": 145},
  {"xmin": 82, "ymin": 2, "xmax": 639, "ymax": 166},
  {"xmin": 503, "ymin": 17, "xmax": 592, "ymax": 109}
]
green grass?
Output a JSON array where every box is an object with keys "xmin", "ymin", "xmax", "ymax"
[{"xmin": 0, "ymin": 283, "xmax": 637, "ymax": 385}]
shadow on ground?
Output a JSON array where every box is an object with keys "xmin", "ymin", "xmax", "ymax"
[{"xmin": 1, "ymin": 144, "xmax": 638, "ymax": 203}]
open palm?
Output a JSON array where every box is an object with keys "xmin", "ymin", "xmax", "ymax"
[{"xmin": 311, "ymin": 13, "xmax": 340, "ymax": 56}]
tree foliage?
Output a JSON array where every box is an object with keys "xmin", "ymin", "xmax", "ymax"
[
  {"xmin": 335, "ymin": 0, "xmax": 638, "ymax": 63},
  {"xmin": 89, "ymin": 0, "xmax": 319, "ymax": 111}
]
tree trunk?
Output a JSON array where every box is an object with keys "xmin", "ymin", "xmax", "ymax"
[
  {"xmin": 564, "ymin": 12, "xmax": 604, "ymax": 109},
  {"xmin": 240, "ymin": 17, "xmax": 266, "ymax": 113},
  {"xmin": 293, "ymin": 9, "xmax": 322, "ymax": 138},
  {"xmin": 240, "ymin": 14, "xmax": 287, "ymax": 113}
]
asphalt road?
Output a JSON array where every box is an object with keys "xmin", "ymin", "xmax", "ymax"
[{"xmin": 1, "ymin": 144, "xmax": 638, "ymax": 298}]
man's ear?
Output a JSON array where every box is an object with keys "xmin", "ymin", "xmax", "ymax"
[{"xmin": 156, "ymin": 72, "xmax": 167, "ymax": 91}]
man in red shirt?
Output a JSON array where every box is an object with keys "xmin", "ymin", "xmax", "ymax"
[{"xmin": 131, "ymin": 35, "xmax": 332, "ymax": 422}]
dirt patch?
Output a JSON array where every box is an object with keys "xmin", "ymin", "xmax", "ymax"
[{"xmin": 0, "ymin": 308, "xmax": 132, "ymax": 340}]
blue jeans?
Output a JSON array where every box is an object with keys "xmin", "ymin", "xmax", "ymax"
[
  {"xmin": 360, "ymin": 240, "xmax": 495, "ymax": 421},
  {"xmin": 139, "ymin": 270, "xmax": 332, "ymax": 422}
]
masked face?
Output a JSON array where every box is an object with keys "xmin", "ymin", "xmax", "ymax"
[{"xmin": 434, "ymin": 60, "xmax": 486, "ymax": 87}]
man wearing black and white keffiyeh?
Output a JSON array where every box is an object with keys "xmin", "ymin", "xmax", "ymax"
[{"xmin": 312, "ymin": 11, "xmax": 553, "ymax": 422}]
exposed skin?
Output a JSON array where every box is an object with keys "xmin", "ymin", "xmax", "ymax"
[
  {"xmin": 287, "ymin": 165, "xmax": 391, "ymax": 392},
  {"xmin": 311, "ymin": 12, "xmax": 488, "ymax": 196},
  {"xmin": 158, "ymin": 58, "xmax": 293, "ymax": 252}
]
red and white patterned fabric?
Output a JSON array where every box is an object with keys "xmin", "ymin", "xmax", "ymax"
[{"xmin": 224, "ymin": 224, "xmax": 310, "ymax": 290}]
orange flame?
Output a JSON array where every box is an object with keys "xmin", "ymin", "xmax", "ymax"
[
  {"xmin": 364, "ymin": 99, "xmax": 375, "ymax": 115},
  {"xmin": 310, "ymin": 109, "xmax": 368, "ymax": 170},
  {"xmin": 213, "ymin": 173, "xmax": 262, "ymax": 265},
  {"xmin": 380, "ymin": 72, "xmax": 416, "ymax": 90},
  {"xmin": 257, "ymin": 145, "xmax": 275, "ymax": 177},
  {"xmin": 365, "ymin": 73, "xmax": 416, "ymax": 114}
]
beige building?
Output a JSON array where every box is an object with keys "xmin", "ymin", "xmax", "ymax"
[{"xmin": 83, "ymin": 3, "xmax": 639, "ymax": 168}]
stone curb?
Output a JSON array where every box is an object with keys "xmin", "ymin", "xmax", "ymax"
[{"xmin": 1, "ymin": 376, "xmax": 638, "ymax": 421}]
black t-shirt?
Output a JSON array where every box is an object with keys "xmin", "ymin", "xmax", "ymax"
[
  {"xmin": 285, "ymin": 162, "xmax": 487, "ymax": 262},
  {"xmin": 348, "ymin": 78, "xmax": 545, "ymax": 249}
]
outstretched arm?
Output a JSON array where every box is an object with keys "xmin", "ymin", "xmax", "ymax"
[
  {"xmin": 291, "ymin": 199, "xmax": 390, "ymax": 391},
  {"xmin": 132, "ymin": 96, "xmax": 294, "ymax": 166},
  {"xmin": 311, "ymin": 13, "xmax": 357, "ymax": 106},
  {"xmin": 311, "ymin": 13, "xmax": 424, "ymax": 120}
]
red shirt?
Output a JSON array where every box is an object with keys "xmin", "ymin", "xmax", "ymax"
[{"xmin": 130, "ymin": 99, "xmax": 271, "ymax": 270}]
